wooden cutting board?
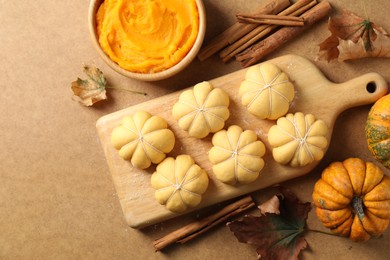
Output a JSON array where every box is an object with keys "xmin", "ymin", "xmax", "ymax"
[{"xmin": 96, "ymin": 54, "xmax": 388, "ymax": 229}]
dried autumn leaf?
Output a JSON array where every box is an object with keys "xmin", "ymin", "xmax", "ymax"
[
  {"xmin": 227, "ymin": 188, "xmax": 311, "ymax": 260},
  {"xmin": 258, "ymin": 195, "xmax": 280, "ymax": 215},
  {"xmin": 318, "ymin": 10, "xmax": 390, "ymax": 62},
  {"xmin": 71, "ymin": 65, "xmax": 107, "ymax": 106}
]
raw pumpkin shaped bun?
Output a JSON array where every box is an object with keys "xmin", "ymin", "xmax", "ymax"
[
  {"xmin": 111, "ymin": 111, "xmax": 175, "ymax": 169},
  {"xmin": 209, "ymin": 125, "xmax": 266, "ymax": 185},
  {"xmin": 172, "ymin": 81, "xmax": 230, "ymax": 138},
  {"xmin": 151, "ymin": 155, "xmax": 209, "ymax": 213},
  {"xmin": 239, "ymin": 62, "xmax": 295, "ymax": 120},
  {"xmin": 268, "ymin": 112, "xmax": 328, "ymax": 167}
]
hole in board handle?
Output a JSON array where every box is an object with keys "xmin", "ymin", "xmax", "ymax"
[{"xmin": 366, "ymin": 82, "xmax": 377, "ymax": 93}]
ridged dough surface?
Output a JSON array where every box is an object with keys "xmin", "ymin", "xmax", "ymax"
[
  {"xmin": 172, "ymin": 81, "xmax": 230, "ymax": 138},
  {"xmin": 268, "ymin": 112, "xmax": 328, "ymax": 167},
  {"xmin": 111, "ymin": 111, "xmax": 175, "ymax": 169},
  {"xmin": 151, "ymin": 155, "xmax": 209, "ymax": 213},
  {"xmin": 239, "ymin": 62, "xmax": 295, "ymax": 119},
  {"xmin": 209, "ymin": 125, "xmax": 266, "ymax": 185}
]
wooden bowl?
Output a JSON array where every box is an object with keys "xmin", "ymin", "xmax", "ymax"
[{"xmin": 88, "ymin": 0, "xmax": 206, "ymax": 81}]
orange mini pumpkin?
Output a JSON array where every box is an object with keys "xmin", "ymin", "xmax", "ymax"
[
  {"xmin": 313, "ymin": 158, "xmax": 390, "ymax": 242},
  {"xmin": 366, "ymin": 94, "xmax": 390, "ymax": 169}
]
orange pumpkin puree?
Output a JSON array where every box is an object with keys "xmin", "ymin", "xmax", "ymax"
[{"xmin": 96, "ymin": 0, "xmax": 199, "ymax": 73}]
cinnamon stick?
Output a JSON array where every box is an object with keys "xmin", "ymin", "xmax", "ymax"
[
  {"xmin": 153, "ymin": 196, "xmax": 256, "ymax": 251},
  {"xmin": 197, "ymin": 0, "xmax": 290, "ymax": 61},
  {"xmin": 237, "ymin": 1, "xmax": 332, "ymax": 67},
  {"xmin": 237, "ymin": 14, "xmax": 305, "ymax": 22},
  {"xmin": 237, "ymin": 17, "xmax": 304, "ymax": 27},
  {"xmin": 220, "ymin": 0, "xmax": 316, "ymax": 62},
  {"xmin": 237, "ymin": 14, "xmax": 304, "ymax": 27}
]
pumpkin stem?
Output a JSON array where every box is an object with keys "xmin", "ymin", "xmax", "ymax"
[{"xmin": 352, "ymin": 196, "xmax": 365, "ymax": 220}]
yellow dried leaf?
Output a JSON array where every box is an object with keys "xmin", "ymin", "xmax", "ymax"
[
  {"xmin": 338, "ymin": 29, "xmax": 390, "ymax": 61},
  {"xmin": 318, "ymin": 10, "xmax": 390, "ymax": 62},
  {"xmin": 71, "ymin": 66, "xmax": 107, "ymax": 106}
]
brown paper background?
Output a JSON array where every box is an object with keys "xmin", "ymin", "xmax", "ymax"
[{"xmin": 1, "ymin": 0, "xmax": 389, "ymax": 259}]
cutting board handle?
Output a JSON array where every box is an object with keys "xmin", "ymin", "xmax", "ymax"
[{"xmin": 335, "ymin": 72, "xmax": 388, "ymax": 110}]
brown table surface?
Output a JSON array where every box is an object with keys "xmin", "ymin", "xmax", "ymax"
[{"xmin": 1, "ymin": 0, "xmax": 389, "ymax": 259}]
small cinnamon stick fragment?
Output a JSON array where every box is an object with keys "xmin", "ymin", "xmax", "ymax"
[
  {"xmin": 153, "ymin": 196, "xmax": 256, "ymax": 251},
  {"xmin": 237, "ymin": 1, "xmax": 332, "ymax": 67}
]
